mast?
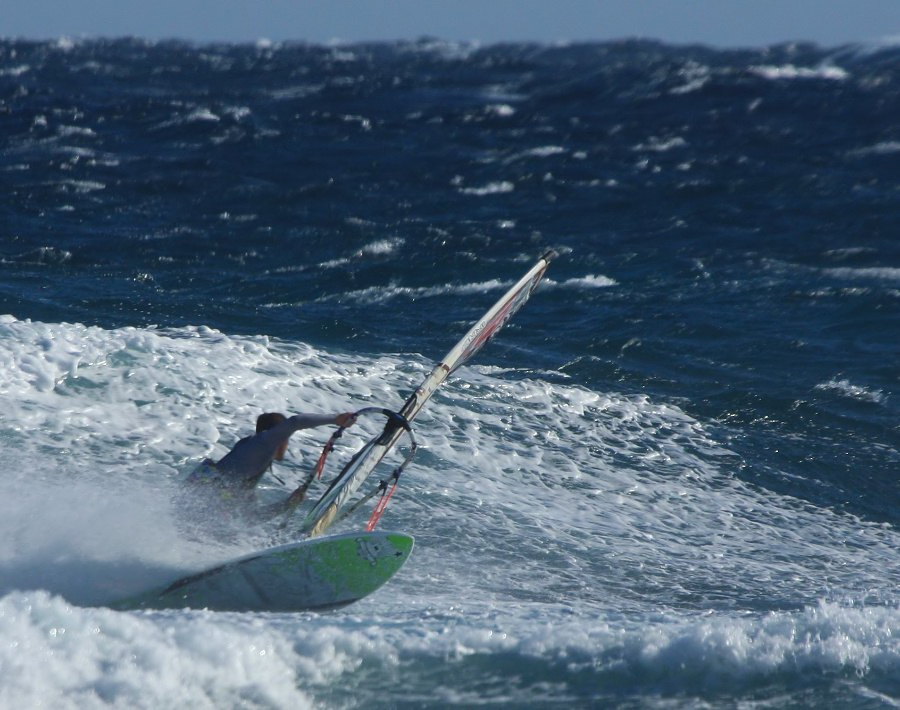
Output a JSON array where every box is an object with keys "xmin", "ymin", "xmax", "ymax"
[{"xmin": 300, "ymin": 250, "xmax": 557, "ymax": 537}]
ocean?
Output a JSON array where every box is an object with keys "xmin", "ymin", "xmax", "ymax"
[{"xmin": 1, "ymin": 36, "xmax": 898, "ymax": 708}]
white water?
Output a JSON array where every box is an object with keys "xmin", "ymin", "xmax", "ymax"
[{"xmin": 1, "ymin": 315, "xmax": 898, "ymax": 707}]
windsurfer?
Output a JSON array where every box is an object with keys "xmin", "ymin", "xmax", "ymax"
[{"xmin": 183, "ymin": 411, "xmax": 356, "ymax": 521}]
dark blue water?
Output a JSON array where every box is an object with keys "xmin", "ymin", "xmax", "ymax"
[{"xmin": 1, "ymin": 37, "xmax": 898, "ymax": 708}]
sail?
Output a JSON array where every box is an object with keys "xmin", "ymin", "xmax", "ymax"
[{"xmin": 299, "ymin": 250, "xmax": 557, "ymax": 537}]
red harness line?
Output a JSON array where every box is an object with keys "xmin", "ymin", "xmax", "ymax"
[
  {"xmin": 366, "ymin": 474, "xmax": 400, "ymax": 532},
  {"xmin": 314, "ymin": 428, "xmax": 342, "ymax": 480}
]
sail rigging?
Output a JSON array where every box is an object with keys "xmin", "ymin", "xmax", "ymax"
[{"xmin": 299, "ymin": 250, "xmax": 557, "ymax": 537}]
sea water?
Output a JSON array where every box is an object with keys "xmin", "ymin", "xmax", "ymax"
[{"xmin": 0, "ymin": 37, "xmax": 898, "ymax": 707}]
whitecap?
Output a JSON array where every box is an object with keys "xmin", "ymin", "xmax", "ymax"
[
  {"xmin": 397, "ymin": 39, "xmax": 480, "ymax": 62},
  {"xmin": 57, "ymin": 179, "xmax": 106, "ymax": 193},
  {"xmin": 825, "ymin": 266, "xmax": 900, "ymax": 282},
  {"xmin": 815, "ymin": 378, "xmax": 886, "ymax": 404},
  {"xmin": 310, "ymin": 238, "xmax": 405, "ymax": 270},
  {"xmin": 356, "ymin": 238, "xmax": 404, "ymax": 257},
  {"xmin": 522, "ymin": 146, "xmax": 566, "ymax": 158},
  {"xmin": 459, "ymin": 181, "xmax": 515, "ymax": 196},
  {"xmin": 54, "ymin": 37, "xmax": 77, "ymax": 51},
  {"xmin": 848, "ymin": 141, "xmax": 900, "ymax": 157},
  {"xmin": 501, "ymin": 146, "xmax": 566, "ymax": 164},
  {"xmin": 669, "ymin": 62, "xmax": 711, "ymax": 95},
  {"xmin": 486, "ymin": 104, "xmax": 516, "ymax": 117},
  {"xmin": 333, "ymin": 278, "xmax": 510, "ymax": 305},
  {"xmin": 186, "ymin": 107, "xmax": 221, "ymax": 123},
  {"xmin": 0, "ymin": 64, "xmax": 30, "ymax": 77},
  {"xmin": 57, "ymin": 125, "xmax": 96, "ymax": 138},
  {"xmin": 268, "ymin": 85, "xmax": 324, "ymax": 101},
  {"xmin": 545, "ymin": 275, "xmax": 617, "ymax": 290},
  {"xmin": 749, "ymin": 63, "xmax": 850, "ymax": 81},
  {"xmin": 633, "ymin": 136, "xmax": 688, "ymax": 152},
  {"xmin": 0, "ymin": 591, "xmax": 322, "ymax": 708}
]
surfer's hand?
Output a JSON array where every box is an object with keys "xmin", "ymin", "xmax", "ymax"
[{"xmin": 335, "ymin": 412, "xmax": 357, "ymax": 428}]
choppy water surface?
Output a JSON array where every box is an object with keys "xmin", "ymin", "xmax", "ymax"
[{"xmin": 1, "ymin": 37, "xmax": 898, "ymax": 707}]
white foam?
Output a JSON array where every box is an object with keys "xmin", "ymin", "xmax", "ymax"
[
  {"xmin": 267, "ymin": 84, "xmax": 325, "ymax": 101},
  {"xmin": 54, "ymin": 37, "xmax": 77, "ymax": 52},
  {"xmin": 57, "ymin": 125, "xmax": 97, "ymax": 138},
  {"xmin": 0, "ymin": 592, "xmax": 322, "ymax": 709},
  {"xmin": 669, "ymin": 62, "xmax": 711, "ymax": 95},
  {"xmin": 3, "ymin": 317, "xmax": 898, "ymax": 599},
  {"xmin": 504, "ymin": 146, "xmax": 567, "ymax": 162},
  {"xmin": 509, "ymin": 601, "xmax": 900, "ymax": 686},
  {"xmin": 329, "ymin": 278, "xmax": 511, "ymax": 305},
  {"xmin": 57, "ymin": 179, "xmax": 106, "ymax": 193},
  {"xmin": 815, "ymin": 378, "xmax": 887, "ymax": 404},
  {"xmin": 749, "ymin": 63, "xmax": 850, "ymax": 81},
  {"xmin": 0, "ymin": 317, "xmax": 378, "ymax": 601},
  {"xmin": 848, "ymin": 141, "xmax": 900, "ymax": 157},
  {"xmin": 0, "ymin": 588, "xmax": 897, "ymax": 709},
  {"xmin": 355, "ymin": 237, "xmax": 403, "ymax": 257},
  {"xmin": 0, "ymin": 472, "xmax": 200, "ymax": 605},
  {"xmin": 633, "ymin": 136, "xmax": 688, "ymax": 152},
  {"xmin": 302, "ymin": 237, "xmax": 405, "ymax": 270},
  {"xmin": 825, "ymin": 266, "xmax": 900, "ymax": 282},
  {"xmin": 486, "ymin": 104, "xmax": 516, "ymax": 117},
  {"xmin": 546, "ymin": 274, "xmax": 618, "ymax": 289},
  {"xmin": 2, "ymin": 316, "xmax": 898, "ymax": 705},
  {"xmin": 397, "ymin": 39, "xmax": 480, "ymax": 62},
  {"xmin": 186, "ymin": 108, "xmax": 220, "ymax": 123},
  {"xmin": 458, "ymin": 181, "xmax": 515, "ymax": 196},
  {"xmin": 0, "ymin": 64, "xmax": 30, "ymax": 77}
]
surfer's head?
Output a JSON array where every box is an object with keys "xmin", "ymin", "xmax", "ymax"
[
  {"xmin": 257, "ymin": 412, "xmax": 289, "ymax": 461},
  {"xmin": 256, "ymin": 412, "xmax": 286, "ymax": 433}
]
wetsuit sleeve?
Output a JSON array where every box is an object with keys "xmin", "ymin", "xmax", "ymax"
[{"xmin": 282, "ymin": 413, "xmax": 337, "ymax": 431}]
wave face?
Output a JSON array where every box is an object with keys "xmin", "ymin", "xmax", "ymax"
[{"xmin": 1, "ymin": 38, "xmax": 899, "ymax": 708}]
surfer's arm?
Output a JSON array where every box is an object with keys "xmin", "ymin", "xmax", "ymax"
[
  {"xmin": 278, "ymin": 412, "xmax": 356, "ymax": 435},
  {"xmin": 214, "ymin": 412, "xmax": 356, "ymax": 491},
  {"xmin": 241, "ymin": 412, "xmax": 354, "ymax": 462}
]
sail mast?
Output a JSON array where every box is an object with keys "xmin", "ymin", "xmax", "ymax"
[{"xmin": 300, "ymin": 250, "xmax": 557, "ymax": 537}]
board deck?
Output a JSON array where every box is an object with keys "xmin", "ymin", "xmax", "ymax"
[{"xmin": 112, "ymin": 531, "xmax": 413, "ymax": 613}]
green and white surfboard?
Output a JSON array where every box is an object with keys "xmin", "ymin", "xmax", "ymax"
[{"xmin": 113, "ymin": 531, "xmax": 413, "ymax": 613}]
